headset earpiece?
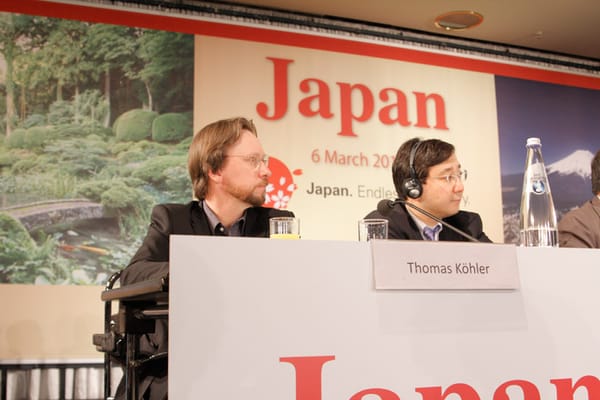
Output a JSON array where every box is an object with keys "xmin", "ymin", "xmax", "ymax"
[{"xmin": 402, "ymin": 140, "xmax": 423, "ymax": 199}]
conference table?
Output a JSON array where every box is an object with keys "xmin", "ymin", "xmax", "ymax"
[{"xmin": 168, "ymin": 236, "xmax": 600, "ymax": 399}]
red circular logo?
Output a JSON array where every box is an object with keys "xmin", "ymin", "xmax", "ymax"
[{"xmin": 264, "ymin": 156, "xmax": 302, "ymax": 209}]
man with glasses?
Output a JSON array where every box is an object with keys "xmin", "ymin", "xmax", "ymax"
[
  {"xmin": 364, "ymin": 137, "xmax": 491, "ymax": 242},
  {"xmin": 116, "ymin": 117, "xmax": 295, "ymax": 399}
]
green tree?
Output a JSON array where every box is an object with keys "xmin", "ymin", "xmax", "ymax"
[
  {"xmin": 0, "ymin": 13, "xmax": 40, "ymax": 136},
  {"xmin": 11, "ymin": 16, "xmax": 56, "ymax": 125},
  {"xmin": 125, "ymin": 30, "xmax": 193, "ymax": 113},
  {"xmin": 86, "ymin": 24, "xmax": 138, "ymax": 126},
  {"xmin": 43, "ymin": 19, "xmax": 95, "ymax": 106}
]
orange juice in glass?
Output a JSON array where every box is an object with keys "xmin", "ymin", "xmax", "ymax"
[{"xmin": 269, "ymin": 217, "xmax": 300, "ymax": 239}]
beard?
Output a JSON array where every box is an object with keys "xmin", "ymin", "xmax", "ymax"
[
  {"xmin": 226, "ymin": 180, "xmax": 268, "ymax": 207},
  {"xmin": 245, "ymin": 191, "xmax": 266, "ymax": 207}
]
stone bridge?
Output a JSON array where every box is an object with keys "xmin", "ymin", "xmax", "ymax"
[{"xmin": 0, "ymin": 199, "xmax": 105, "ymax": 231}]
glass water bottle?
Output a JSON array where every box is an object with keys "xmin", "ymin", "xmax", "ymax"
[{"xmin": 519, "ymin": 137, "xmax": 558, "ymax": 247}]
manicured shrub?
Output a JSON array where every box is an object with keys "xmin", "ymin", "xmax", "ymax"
[
  {"xmin": 24, "ymin": 126, "xmax": 49, "ymax": 150},
  {"xmin": 0, "ymin": 150, "xmax": 19, "ymax": 168},
  {"xmin": 113, "ymin": 109, "xmax": 158, "ymax": 142},
  {"xmin": 11, "ymin": 158, "xmax": 37, "ymax": 174},
  {"xmin": 23, "ymin": 114, "xmax": 47, "ymax": 128},
  {"xmin": 5, "ymin": 128, "xmax": 27, "ymax": 149},
  {"xmin": 132, "ymin": 154, "xmax": 185, "ymax": 187},
  {"xmin": 151, "ymin": 112, "xmax": 192, "ymax": 143},
  {"xmin": 0, "ymin": 213, "xmax": 36, "ymax": 282}
]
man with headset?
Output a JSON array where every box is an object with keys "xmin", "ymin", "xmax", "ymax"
[{"xmin": 364, "ymin": 137, "xmax": 492, "ymax": 242}]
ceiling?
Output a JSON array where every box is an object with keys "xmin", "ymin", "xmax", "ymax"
[{"xmin": 225, "ymin": 0, "xmax": 600, "ymax": 62}]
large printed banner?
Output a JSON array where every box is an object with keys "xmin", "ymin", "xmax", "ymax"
[
  {"xmin": 0, "ymin": 0, "xmax": 599, "ymax": 360},
  {"xmin": 1, "ymin": 0, "xmax": 599, "ymax": 284},
  {"xmin": 194, "ymin": 35, "xmax": 503, "ymax": 241}
]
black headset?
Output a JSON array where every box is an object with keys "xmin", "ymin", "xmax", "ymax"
[{"xmin": 402, "ymin": 140, "xmax": 423, "ymax": 199}]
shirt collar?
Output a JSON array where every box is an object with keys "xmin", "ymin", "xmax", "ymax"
[
  {"xmin": 202, "ymin": 200, "xmax": 246, "ymax": 236},
  {"xmin": 406, "ymin": 206, "xmax": 443, "ymax": 240}
]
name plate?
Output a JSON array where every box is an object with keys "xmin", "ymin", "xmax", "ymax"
[{"xmin": 371, "ymin": 240, "xmax": 519, "ymax": 290}]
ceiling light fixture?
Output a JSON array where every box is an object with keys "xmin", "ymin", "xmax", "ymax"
[{"xmin": 434, "ymin": 10, "xmax": 483, "ymax": 31}]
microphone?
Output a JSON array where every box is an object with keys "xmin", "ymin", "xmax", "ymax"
[{"xmin": 376, "ymin": 199, "xmax": 480, "ymax": 243}]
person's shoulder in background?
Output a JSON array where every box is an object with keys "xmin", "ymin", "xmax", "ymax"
[{"xmin": 558, "ymin": 198, "xmax": 600, "ymax": 248}]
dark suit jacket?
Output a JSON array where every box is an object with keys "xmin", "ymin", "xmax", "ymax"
[
  {"xmin": 364, "ymin": 202, "xmax": 492, "ymax": 242},
  {"xmin": 116, "ymin": 201, "xmax": 294, "ymax": 400},
  {"xmin": 558, "ymin": 196, "xmax": 600, "ymax": 248}
]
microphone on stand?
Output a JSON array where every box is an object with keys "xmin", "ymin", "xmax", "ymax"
[{"xmin": 376, "ymin": 199, "xmax": 480, "ymax": 243}]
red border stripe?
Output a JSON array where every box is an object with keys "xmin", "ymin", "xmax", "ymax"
[{"xmin": 2, "ymin": 0, "xmax": 599, "ymax": 90}]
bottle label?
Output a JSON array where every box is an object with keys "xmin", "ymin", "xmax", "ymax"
[
  {"xmin": 530, "ymin": 179, "xmax": 546, "ymax": 195},
  {"xmin": 526, "ymin": 162, "xmax": 548, "ymax": 195}
]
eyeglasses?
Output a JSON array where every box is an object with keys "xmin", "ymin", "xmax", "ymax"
[
  {"xmin": 224, "ymin": 154, "xmax": 269, "ymax": 169},
  {"xmin": 430, "ymin": 170, "xmax": 467, "ymax": 185}
]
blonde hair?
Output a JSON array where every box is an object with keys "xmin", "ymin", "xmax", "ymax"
[{"xmin": 188, "ymin": 117, "xmax": 257, "ymax": 200}]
